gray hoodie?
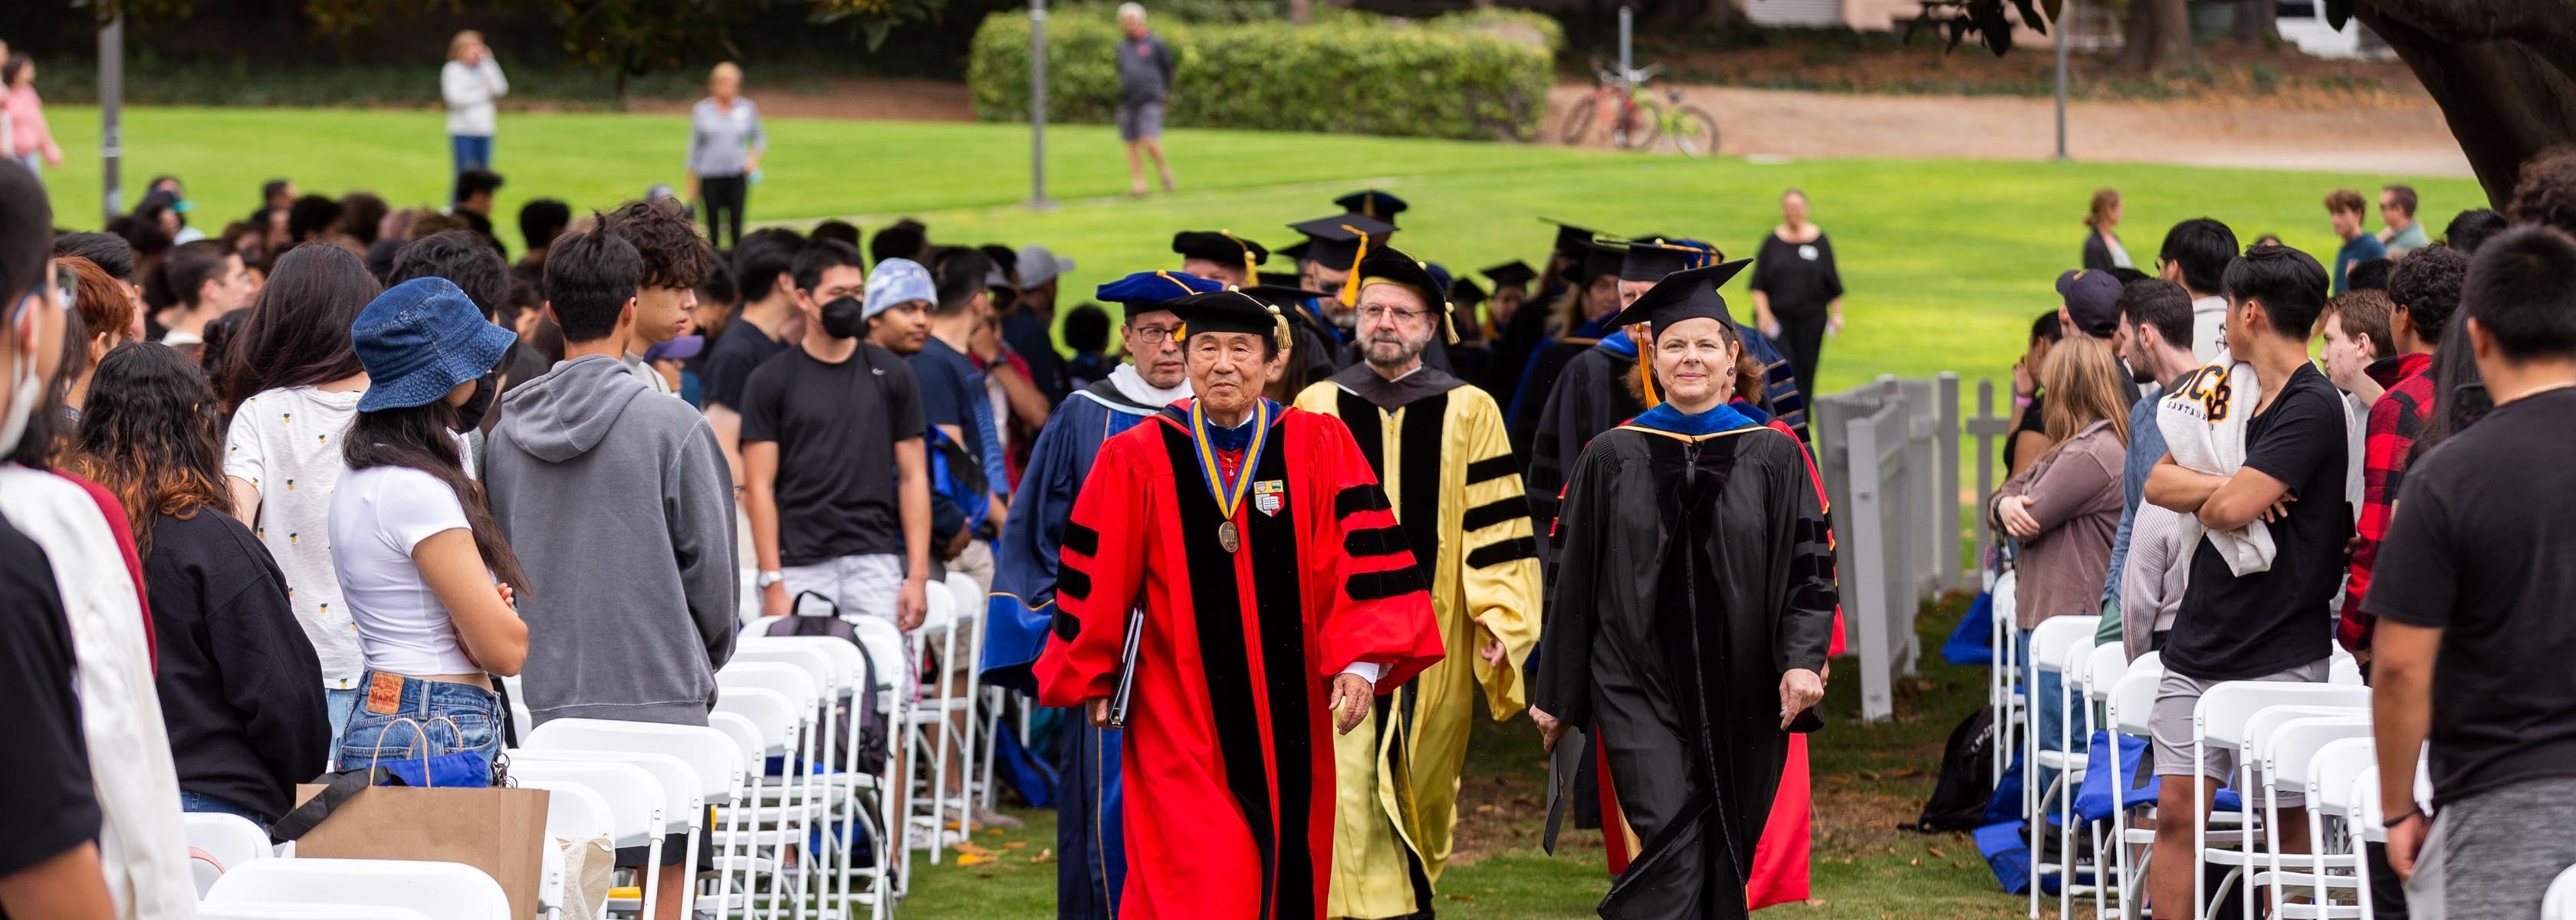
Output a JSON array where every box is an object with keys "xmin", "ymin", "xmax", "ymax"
[{"xmin": 483, "ymin": 354, "xmax": 738, "ymax": 726}]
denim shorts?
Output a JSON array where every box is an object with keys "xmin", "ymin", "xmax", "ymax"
[{"xmin": 337, "ymin": 671, "xmax": 504, "ymax": 774}]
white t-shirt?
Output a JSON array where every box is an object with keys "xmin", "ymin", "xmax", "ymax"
[
  {"xmin": 328, "ymin": 465, "xmax": 482, "ymax": 677},
  {"xmin": 2191, "ymin": 294, "xmax": 2229, "ymax": 364},
  {"xmin": 225, "ymin": 386, "xmax": 367, "ymax": 688}
]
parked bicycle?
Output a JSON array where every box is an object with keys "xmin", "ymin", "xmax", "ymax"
[{"xmin": 1559, "ymin": 61, "xmax": 1721, "ymax": 157}]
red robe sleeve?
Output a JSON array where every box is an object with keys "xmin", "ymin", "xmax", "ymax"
[
  {"xmin": 1033, "ymin": 429, "xmax": 1152, "ymax": 708},
  {"xmin": 1297, "ymin": 411, "xmax": 1445, "ymax": 692}
]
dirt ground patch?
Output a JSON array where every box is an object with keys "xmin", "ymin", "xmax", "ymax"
[
  {"xmin": 632, "ymin": 77, "xmax": 975, "ymax": 121},
  {"xmin": 1543, "ymin": 81, "xmax": 2470, "ymax": 176}
]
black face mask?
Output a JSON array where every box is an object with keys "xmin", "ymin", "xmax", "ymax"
[
  {"xmin": 453, "ymin": 370, "xmax": 501, "ymax": 432},
  {"xmin": 820, "ymin": 295, "xmax": 868, "ymax": 340}
]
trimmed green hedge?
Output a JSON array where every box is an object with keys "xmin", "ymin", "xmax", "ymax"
[{"xmin": 967, "ymin": 6, "xmax": 1556, "ymax": 141}]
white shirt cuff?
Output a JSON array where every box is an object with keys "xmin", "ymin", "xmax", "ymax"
[{"xmin": 1339, "ymin": 661, "xmax": 1386, "ymax": 684}]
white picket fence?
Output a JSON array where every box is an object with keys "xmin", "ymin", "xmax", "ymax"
[{"xmin": 1809, "ymin": 373, "xmax": 1968, "ymax": 722}]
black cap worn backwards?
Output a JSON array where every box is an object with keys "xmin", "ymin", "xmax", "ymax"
[
  {"xmin": 1481, "ymin": 260, "xmax": 1538, "ymax": 290},
  {"xmin": 1170, "ymin": 288, "xmax": 1292, "ymax": 348},
  {"xmin": 1285, "ymin": 213, "xmax": 1396, "ymax": 268},
  {"xmin": 1333, "ymin": 189, "xmax": 1408, "ymax": 226},
  {"xmin": 1600, "ymin": 259, "xmax": 1755, "ymax": 337},
  {"xmin": 1172, "ymin": 231, "xmax": 1270, "ymax": 274},
  {"xmin": 1605, "ymin": 238, "xmax": 1723, "ymax": 282}
]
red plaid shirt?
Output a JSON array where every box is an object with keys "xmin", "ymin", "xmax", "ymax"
[{"xmin": 2337, "ymin": 352, "xmax": 2434, "ymax": 652}]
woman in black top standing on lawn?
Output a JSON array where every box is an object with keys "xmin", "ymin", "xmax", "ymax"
[
  {"xmin": 70, "ymin": 342, "xmax": 329, "ymax": 828},
  {"xmin": 1749, "ymin": 188, "xmax": 1845, "ymax": 401}
]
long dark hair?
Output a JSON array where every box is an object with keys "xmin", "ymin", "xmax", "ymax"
[
  {"xmin": 219, "ymin": 243, "xmax": 379, "ymax": 411},
  {"xmin": 2413, "ymin": 309, "xmax": 2488, "ymax": 462},
  {"xmin": 68, "ymin": 343, "xmax": 228, "ymax": 559},
  {"xmin": 343, "ymin": 399, "xmax": 531, "ymax": 592}
]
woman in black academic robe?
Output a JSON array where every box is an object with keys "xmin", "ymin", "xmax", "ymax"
[{"xmin": 1531, "ymin": 261, "xmax": 1840, "ymax": 919}]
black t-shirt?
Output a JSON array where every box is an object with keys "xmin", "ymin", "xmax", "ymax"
[
  {"xmin": 145, "ymin": 510, "xmax": 332, "ymax": 823},
  {"xmin": 701, "ymin": 318, "xmax": 790, "ymax": 412},
  {"xmin": 910, "ymin": 337, "xmax": 990, "ymax": 468},
  {"xmin": 741, "ymin": 343, "xmax": 926, "ymax": 565},
  {"xmin": 2367, "ymin": 386, "xmax": 2576, "ymax": 807},
  {"xmin": 2166, "ymin": 363, "xmax": 2352, "ymax": 680},
  {"xmin": 0, "ymin": 518, "xmax": 102, "ymax": 889},
  {"xmin": 1747, "ymin": 232, "xmax": 1845, "ymax": 320}
]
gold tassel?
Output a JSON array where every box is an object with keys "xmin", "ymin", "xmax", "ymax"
[
  {"xmin": 1221, "ymin": 229, "xmax": 1257, "ymax": 285},
  {"xmin": 1337, "ymin": 225, "xmax": 1372, "ymax": 310},
  {"xmin": 1634, "ymin": 334, "xmax": 1661, "ymax": 409}
]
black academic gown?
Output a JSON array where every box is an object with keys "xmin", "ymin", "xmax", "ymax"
[
  {"xmin": 1526, "ymin": 340, "xmax": 1646, "ymax": 568},
  {"xmin": 1532, "ymin": 415, "xmax": 1838, "ymax": 920}
]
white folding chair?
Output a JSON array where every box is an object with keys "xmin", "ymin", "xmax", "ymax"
[
  {"xmin": 526, "ymin": 719, "xmax": 749, "ymax": 918},
  {"xmin": 711, "ymin": 687, "xmax": 806, "ymax": 919},
  {"xmin": 2328, "ymin": 652, "xmax": 2364, "ymax": 687},
  {"xmin": 1990, "ymin": 570, "xmax": 2022, "ymax": 792},
  {"xmin": 2076, "ymin": 640, "xmax": 2131, "ymax": 918},
  {"xmin": 2191, "ymin": 682, "xmax": 2373, "ymax": 920},
  {"xmin": 2023, "ymin": 613, "xmax": 2098, "ymax": 919},
  {"xmin": 2301, "ymin": 735, "xmax": 2377, "ymax": 918},
  {"xmin": 908, "ymin": 577, "xmax": 974, "ymax": 866},
  {"xmin": 495, "ymin": 674, "xmax": 537, "ymax": 748},
  {"xmin": 719, "ymin": 662, "xmax": 827, "ymax": 918},
  {"xmin": 941, "ymin": 570, "xmax": 991, "ymax": 819},
  {"xmin": 515, "ymin": 780, "xmax": 613, "ymax": 920},
  {"xmin": 204, "ymin": 858, "xmax": 510, "ymax": 920},
  {"xmin": 2544, "ymin": 862, "xmax": 2576, "ymax": 920},
  {"xmin": 737, "ymin": 636, "xmax": 889, "ymax": 916},
  {"xmin": 507, "ymin": 760, "xmax": 665, "ymax": 920},
  {"xmin": 2251, "ymin": 715, "xmax": 2374, "ymax": 918},
  {"xmin": 182, "ymin": 812, "xmax": 274, "ymax": 897},
  {"xmin": 844, "ymin": 613, "xmax": 912, "ymax": 903},
  {"xmin": 2106, "ymin": 650, "xmax": 2163, "ymax": 920}
]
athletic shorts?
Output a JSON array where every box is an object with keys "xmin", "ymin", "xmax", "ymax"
[
  {"xmin": 1117, "ymin": 102, "xmax": 1164, "ymax": 142},
  {"xmin": 2149, "ymin": 658, "xmax": 2331, "ymax": 804}
]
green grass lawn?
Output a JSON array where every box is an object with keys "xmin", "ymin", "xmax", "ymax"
[
  {"xmin": 902, "ymin": 594, "xmax": 2039, "ymax": 918},
  {"xmin": 32, "ymin": 105, "xmax": 2482, "ymax": 406}
]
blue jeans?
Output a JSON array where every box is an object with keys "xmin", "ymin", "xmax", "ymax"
[
  {"xmin": 450, "ymin": 134, "xmax": 493, "ymax": 175},
  {"xmin": 179, "ymin": 790, "xmax": 269, "ymax": 830},
  {"xmin": 2017, "ymin": 627, "xmax": 2089, "ymax": 800},
  {"xmin": 325, "ymin": 686, "xmax": 362, "ymax": 757},
  {"xmin": 337, "ymin": 671, "xmax": 504, "ymax": 773}
]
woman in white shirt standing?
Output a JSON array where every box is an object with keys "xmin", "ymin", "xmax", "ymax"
[
  {"xmin": 330, "ymin": 276, "xmax": 526, "ymax": 769},
  {"xmin": 222, "ymin": 244, "xmax": 383, "ymax": 748},
  {"xmin": 441, "ymin": 31, "xmax": 508, "ymax": 179}
]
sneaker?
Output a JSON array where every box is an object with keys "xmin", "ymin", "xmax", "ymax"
[{"xmin": 973, "ymin": 807, "xmax": 1026, "ymax": 830}]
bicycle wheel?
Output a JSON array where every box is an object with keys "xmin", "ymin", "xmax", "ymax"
[
  {"xmin": 1560, "ymin": 96, "xmax": 1600, "ymax": 146},
  {"xmin": 1667, "ymin": 105, "xmax": 1721, "ymax": 157},
  {"xmin": 1631, "ymin": 99, "xmax": 1664, "ymax": 152}
]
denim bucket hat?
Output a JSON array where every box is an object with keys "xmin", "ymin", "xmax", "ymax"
[{"xmin": 353, "ymin": 277, "xmax": 518, "ymax": 412}]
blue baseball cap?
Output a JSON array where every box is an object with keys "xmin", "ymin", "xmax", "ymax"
[
  {"xmin": 864, "ymin": 258, "xmax": 935, "ymax": 320},
  {"xmin": 352, "ymin": 277, "xmax": 518, "ymax": 412}
]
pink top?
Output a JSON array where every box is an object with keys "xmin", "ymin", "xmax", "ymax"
[{"xmin": 4, "ymin": 85, "xmax": 63, "ymax": 165}]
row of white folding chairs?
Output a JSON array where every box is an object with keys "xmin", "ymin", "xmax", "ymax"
[
  {"xmin": 721, "ymin": 625, "xmax": 905, "ymax": 918},
  {"xmin": 511, "ymin": 718, "xmax": 749, "ymax": 920},
  {"xmin": 201, "ymin": 858, "xmax": 508, "ymax": 919},
  {"xmin": 1990, "ymin": 570, "xmax": 2025, "ymax": 794}
]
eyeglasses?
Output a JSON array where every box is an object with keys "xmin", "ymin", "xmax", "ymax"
[
  {"xmin": 1128, "ymin": 324, "xmax": 1181, "ymax": 344},
  {"xmin": 1356, "ymin": 304, "xmax": 1429, "ymax": 325}
]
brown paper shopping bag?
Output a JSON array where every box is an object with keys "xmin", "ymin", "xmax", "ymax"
[{"xmin": 287, "ymin": 780, "xmax": 552, "ymax": 919}]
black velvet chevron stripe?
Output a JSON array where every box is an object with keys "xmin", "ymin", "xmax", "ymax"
[
  {"xmin": 1465, "ymin": 536, "xmax": 1538, "ymax": 569},
  {"xmin": 1050, "ymin": 607, "xmax": 1081, "ymax": 641},
  {"xmin": 1462, "ymin": 497, "xmax": 1526, "ymax": 533},
  {"xmin": 1467, "ymin": 453, "xmax": 1520, "ymax": 485},
  {"xmin": 1057, "ymin": 564, "xmax": 1093, "ymax": 602},
  {"xmin": 1344, "ymin": 525, "xmax": 1411, "ymax": 558},
  {"xmin": 1335, "ymin": 484, "xmax": 1392, "ymax": 518},
  {"xmin": 1795, "ymin": 519, "xmax": 1834, "ymax": 545},
  {"xmin": 1346, "ymin": 567, "xmax": 1427, "ymax": 601},
  {"xmin": 1063, "ymin": 522, "xmax": 1100, "ymax": 557},
  {"xmin": 1790, "ymin": 552, "xmax": 1837, "ymax": 581}
]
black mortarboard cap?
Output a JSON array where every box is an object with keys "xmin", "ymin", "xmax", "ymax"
[
  {"xmin": 1171, "ymin": 231, "xmax": 1269, "ymax": 275},
  {"xmin": 1350, "ymin": 245, "xmax": 1457, "ymax": 344},
  {"xmin": 1540, "ymin": 217, "xmax": 1602, "ymax": 259},
  {"xmin": 1481, "ymin": 261, "xmax": 1538, "ymax": 290},
  {"xmin": 1257, "ymin": 271, "xmax": 1303, "ymax": 288},
  {"xmin": 1170, "ymin": 289, "xmax": 1291, "ymax": 348},
  {"xmin": 1605, "ymin": 237, "xmax": 1723, "ymax": 282},
  {"xmin": 1096, "ymin": 271, "xmax": 1225, "ymax": 320},
  {"xmin": 1580, "ymin": 242, "xmax": 1625, "ymax": 283},
  {"xmin": 1286, "ymin": 213, "xmax": 1396, "ymax": 268},
  {"xmin": 1333, "ymin": 189, "xmax": 1409, "ymax": 225},
  {"xmin": 1600, "ymin": 259, "xmax": 1755, "ymax": 336},
  {"xmin": 1450, "ymin": 277, "xmax": 1490, "ymax": 307}
]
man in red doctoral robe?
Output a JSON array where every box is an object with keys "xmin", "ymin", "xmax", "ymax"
[{"xmin": 1037, "ymin": 289, "xmax": 1447, "ymax": 920}]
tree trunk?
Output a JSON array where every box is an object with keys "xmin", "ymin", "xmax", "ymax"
[
  {"xmin": 2143, "ymin": 0, "xmax": 2196, "ymax": 71},
  {"xmin": 2355, "ymin": 0, "xmax": 2576, "ymax": 208},
  {"xmin": 1289, "ymin": 0, "xmax": 1310, "ymax": 23},
  {"xmin": 2232, "ymin": 0, "xmax": 2276, "ymax": 43}
]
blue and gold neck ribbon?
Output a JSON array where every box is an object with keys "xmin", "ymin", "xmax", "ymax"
[{"xmin": 1188, "ymin": 396, "xmax": 1274, "ymax": 520}]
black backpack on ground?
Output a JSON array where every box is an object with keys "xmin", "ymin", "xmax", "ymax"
[
  {"xmin": 1912, "ymin": 705, "xmax": 1997, "ymax": 833},
  {"xmin": 764, "ymin": 591, "xmax": 891, "ymax": 768}
]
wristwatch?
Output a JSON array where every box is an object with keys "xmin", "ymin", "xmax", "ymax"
[{"xmin": 756, "ymin": 570, "xmax": 785, "ymax": 589}]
